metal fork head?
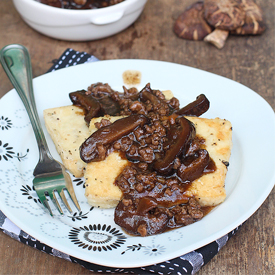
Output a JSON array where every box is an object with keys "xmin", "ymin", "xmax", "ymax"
[
  {"xmin": 33, "ymin": 153, "xmax": 81, "ymax": 216},
  {"xmin": 33, "ymin": 171, "xmax": 81, "ymax": 216}
]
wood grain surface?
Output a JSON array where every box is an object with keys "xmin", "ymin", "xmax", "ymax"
[{"xmin": 0, "ymin": 0, "xmax": 274, "ymax": 274}]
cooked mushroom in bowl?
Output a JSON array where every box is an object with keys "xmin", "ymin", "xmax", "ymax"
[
  {"xmin": 12, "ymin": 0, "xmax": 147, "ymax": 41},
  {"xmin": 37, "ymin": 0, "xmax": 125, "ymax": 9}
]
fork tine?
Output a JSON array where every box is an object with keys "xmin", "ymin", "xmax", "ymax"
[
  {"xmin": 59, "ymin": 189, "xmax": 73, "ymax": 213},
  {"xmin": 66, "ymin": 188, "xmax": 81, "ymax": 211},
  {"xmin": 62, "ymin": 169, "xmax": 81, "ymax": 211},
  {"xmin": 34, "ymin": 182, "xmax": 54, "ymax": 216},
  {"xmin": 33, "ymin": 175, "xmax": 67, "ymax": 216},
  {"xmin": 43, "ymin": 199, "xmax": 54, "ymax": 217},
  {"xmin": 34, "ymin": 173, "xmax": 80, "ymax": 215},
  {"xmin": 52, "ymin": 191, "xmax": 64, "ymax": 215}
]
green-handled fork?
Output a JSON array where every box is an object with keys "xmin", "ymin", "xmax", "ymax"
[{"xmin": 0, "ymin": 44, "xmax": 81, "ymax": 216}]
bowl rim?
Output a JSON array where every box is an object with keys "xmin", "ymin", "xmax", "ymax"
[{"xmin": 16, "ymin": 0, "xmax": 144, "ymax": 14}]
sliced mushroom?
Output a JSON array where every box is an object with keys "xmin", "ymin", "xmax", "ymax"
[
  {"xmin": 69, "ymin": 90, "xmax": 102, "ymax": 124},
  {"xmin": 177, "ymin": 149, "xmax": 210, "ymax": 182},
  {"xmin": 139, "ymin": 84, "xmax": 161, "ymax": 105},
  {"xmin": 154, "ymin": 116, "xmax": 195, "ymax": 175},
  {"xmin": 80, "ymin": 114, "xmax": 149, "ymax": 163},
  {"xmin": 174, "ymin": 1, "xmax": 213, "ymax": 41},
  {"xmin": 69, "ymin": 89, "xmax": 121, "ymax": 124},
  {"xmin": 96, "ymin": 95, "xmax": 121, "ymax": 116},
  {"xmin": 203, "ymin": 0, "xmax": 245, "ymax": 48},
  {"xmin": 231, "ymin": 0, "xmax": 266, "ymax": 35},
  {"xmin": 136, "ymin": 196, "xmax": 158, "ymax": 215},
  {"xmin": 176, "ymin": 94, "xmax": 210, "ymax": 117}
]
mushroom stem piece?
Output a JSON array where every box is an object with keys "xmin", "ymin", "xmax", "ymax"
[{"xmin": 204, "ymin": 29, "xmax": 229, "ymax": 49}]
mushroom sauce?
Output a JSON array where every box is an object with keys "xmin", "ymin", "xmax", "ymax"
[{"xmin": 70, "ymin": 82, "xmax": 216, "ymax": 236}]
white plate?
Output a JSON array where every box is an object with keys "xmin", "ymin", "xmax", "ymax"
[{"xmin": 0, "ymin": 60, "xmax": 274, "ymax": 268}]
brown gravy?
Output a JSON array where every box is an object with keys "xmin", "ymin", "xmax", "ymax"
[{"xmin": 70, "ymin": 82, "xmax": 216, "ymax": 236}]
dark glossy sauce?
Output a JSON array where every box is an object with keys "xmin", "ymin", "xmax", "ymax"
[{"xmin": 70, "ymin": 82, "xmax": 217, "ymax": 236}]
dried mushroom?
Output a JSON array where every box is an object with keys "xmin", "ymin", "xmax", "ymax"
[
  {"xmin": 204, "ymin": 0, "xmax": 245, "ymax": 30},
  {"xmin": 231, "ymin": 0, "xmax": 266, "ymax": 35},
  {"xmin": 174, "ymin": 1, "xmax": 213, "ymax": 41},
  {"xmin": 203, "ymin": 0, "xmax": 245, "ymax": 48},
  {"xmin": 204, "ymin": 0, "xmax": 265, "ymax": 48},
  {"xmin": 174, "ymin": 0, "xmax": 266, "ymax": 49}
]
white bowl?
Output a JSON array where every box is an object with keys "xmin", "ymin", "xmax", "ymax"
[{"xmin": 12, "ymin": 0, "xmax": 148, "ymax": 41}]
